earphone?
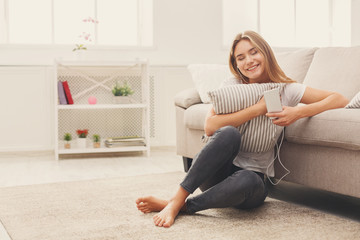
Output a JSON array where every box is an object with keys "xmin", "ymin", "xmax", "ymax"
[
  {"xmin": 266, "ymin": 128, "xmax": 290, "ymax": 185},
  {"xmin": 237, "ymin": 68, "xmax": 249, "ymax": 84}
]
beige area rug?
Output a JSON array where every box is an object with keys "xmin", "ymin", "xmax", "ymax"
[{"xmin": 0, "ymin": 172, "xmax": 359, "ymax": 240}]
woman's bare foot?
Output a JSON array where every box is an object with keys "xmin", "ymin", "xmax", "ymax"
[
  {"xmin": 153, "ymin": 198, "xmax": 185, "ymax": 228},
  {"xmin": 136, "ymin": 196, "xmax": 168, "ymax": 213}
]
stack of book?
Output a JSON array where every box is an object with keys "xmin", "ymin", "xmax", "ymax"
[
  {"xmin": 58, "ymin": 80, "xmax": 74, "ymax": 105},
  {"xmin": 105, "ymin": 137, "xmax": 146, "ymax": 148}
]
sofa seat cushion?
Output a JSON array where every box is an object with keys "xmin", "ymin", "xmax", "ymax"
[
  {"xmin": 184, "ymin": 104, "xmax": 212, "ymax": 130},
  {"xmin": 285, "ymin": 108, "xmax": 360, "ymax": 150}
]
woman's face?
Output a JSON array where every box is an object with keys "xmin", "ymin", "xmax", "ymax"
[{"xmin": 234, "ymin": 39, "xmax": 268, "ymax": 83}]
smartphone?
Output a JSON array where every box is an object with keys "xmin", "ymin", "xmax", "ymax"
[{"xmin": 264, "ymin": 88, "xmax": 282, "ymax": 119}]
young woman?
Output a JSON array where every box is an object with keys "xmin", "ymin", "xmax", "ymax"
[{"xmin": 136, "ymin": 31, "xmax": 349, "ymax": 228}]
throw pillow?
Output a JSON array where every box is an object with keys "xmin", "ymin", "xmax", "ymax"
[
  {"xmin": 346, "ymin": 91, "xmax": 360, "ymax": 108},
  {"xmin": 206, "ymin": 83, "xmax": 285, "ymax": 153},
  {"xmin": 187, "ymin": 64, "xmax": 232, "ymax": 104},
  {"xmin": 302, "ymin": 46, "xmax": 360, "ymax": 100},
  {"xmin": 275, "ymin": 48, "xmax": 317, "ymax": 83}
]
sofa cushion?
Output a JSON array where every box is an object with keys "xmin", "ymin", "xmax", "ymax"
[
  {"xmin": 208, "ymin": 83, "xmax": 285, "ymax": 114},
  {"xmin": 184, "ymin": 103, "xmax": 212, "ymax": 130},
  {"xmin": 207, "ymin": 83, "xmax": 285, "ymax": 153},
  {"xmin": 187, "ymin": 64, "xmax": 232, "ymax": 104},
  {"xmin": 346, "ymin": 91, "xmax": 360, "ymax": 109},
  {"xmin": 285, "ymin": 108, "xmax": 360, "ymax": 150},
  {"xmin": 275, "ymin": 48, "xmax": 317, "ymax": 83},
  {"xmin": 303, "ymin": 47, "xmax": 360, "ymax": 100}
]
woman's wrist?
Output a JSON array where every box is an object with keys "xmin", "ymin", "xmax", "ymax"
[
  {"xmin": 294, "ymin": 105, "xmax": 308, "ymax": 119},
  {"xmin": 253, "ymin": 102, "xmax": 267, "ymax": 117}
]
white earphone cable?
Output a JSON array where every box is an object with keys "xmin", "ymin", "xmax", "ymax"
[{"xmin": 266, "ymin": 128, "xmax": 290, "ymax": 185}]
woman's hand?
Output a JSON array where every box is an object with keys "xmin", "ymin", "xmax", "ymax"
[{"xmin": 266, "ymin": 106, "xmax": 302, "ymax": 126}]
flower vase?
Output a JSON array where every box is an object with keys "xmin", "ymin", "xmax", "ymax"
[
  {"xmin": 73, "ymin": 50, "xmax": 86, "ymax": 60},
  {"xmin": 93, "ymin": 142, "xmax": 101, "ymax": 148},
  {"xmin": 113, "ymin": 96, "xmax": 132, "ymax": 104},
  {"xmin": 64, "ymin": 142, "xmax": 71, "ymax": 149},
  {"xmin": 77, "ymin": 138, "xmax": 87, "ymax": 149}
]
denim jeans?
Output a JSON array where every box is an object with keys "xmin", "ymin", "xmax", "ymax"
[{"xmin": 180, "ymin": 126, "xmax": 268, "ymax": 214}]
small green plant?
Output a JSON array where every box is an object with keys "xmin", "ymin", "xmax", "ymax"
[
  {"xmin": 92, "ymin": 134, "xmax": 101, "ymax": 148},
  {"xmin": 64, "ymin": 133, "xmax": 72, "ymax": 142},
  {"xmin": 93, "ymin": 134, "xmax": 101, "ymax": 143},
  {"xmin": 72, "ymin": 44, "xmax": 87, "ymax": 51},
  {"xmin": 112, "ymin": 81, "xmax": 134, "ymax": 96}
]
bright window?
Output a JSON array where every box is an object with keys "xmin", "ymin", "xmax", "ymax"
[
  {"xmin": 1, "ymin": 0, "xmax": 153, "ymax": 47},
  {"xmin": 222, "ymin": 0, "xmax": 351, "ymax": 47}
]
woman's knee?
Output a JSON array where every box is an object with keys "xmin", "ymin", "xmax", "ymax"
[
  {"xmin": 213, "ymin": 126, "xmax": 241, "ymax": 147},
  {"xmin": 231, "ymin": 170, "xmax": 265, "ymax": 195},
  {"xmin": 232, "ymin": 170, "xmax": 267, "ymax": 209}
]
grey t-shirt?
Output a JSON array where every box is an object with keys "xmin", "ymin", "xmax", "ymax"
[{"xmin": 221, "ymin": 77, "xmax": 306, "ymax": 176}]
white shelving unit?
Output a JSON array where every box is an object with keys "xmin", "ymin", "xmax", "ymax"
[{"xmin": 54, "ymin": 59, "xmax": 150, "ymax": 160}]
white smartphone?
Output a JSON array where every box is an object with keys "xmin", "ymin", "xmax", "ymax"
[{"xmin": 264, "ymin": 88, "xmax": 282, "ymax": 119}]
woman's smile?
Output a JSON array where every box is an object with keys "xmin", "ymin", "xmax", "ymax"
[
  {"xmin": 247, "ymin": 64, "xmax": 260, "ymax": 71},
  {"xmin": 234, "ymin": 39, "xmax": 269, "ymax": 83}
]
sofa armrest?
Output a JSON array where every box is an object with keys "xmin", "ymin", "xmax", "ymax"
[{"xmin": 174, "ymin": 88, "xmax": 202, "ymax": 109}]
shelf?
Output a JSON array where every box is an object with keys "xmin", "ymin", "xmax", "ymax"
[
  {"xmin": 57, "ymin": 103, "xmax": 147, "ymax": 110},
  {"xmin": 56, "ymin": 59, "xmax": 148, "ymax": 67},
  {"xmin": 58, "ymin": 145, "xmax": 148, "ymax": 154},
  {"xmin": 54, "ymin": 59, "xmax": 150, "ymax": 160}
]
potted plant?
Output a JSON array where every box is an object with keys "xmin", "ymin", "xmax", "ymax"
[
  {"xmin": 76, "ymin": 129, "xmax": 88, "ymax": 148},
  {"xmin": 72, "ymin": 17, "xmax": 99, "ymax": 60},
  {"xmin": 112, "ymin": 81, "xmax": 134, "ymax": 104},
  {"xmin": 93, "ymin": 134, "xmax": 101, "ymax": 148},
  {"xmin": 64, "ymin": 133, "xmax": 72, "ymax": 149}
]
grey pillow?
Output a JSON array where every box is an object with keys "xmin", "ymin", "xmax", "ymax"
[
  {"xmin": 206, "ymin": 83, "xmax": 285, "ymax": 153},
  {"xmin": 346, "ymin": 91, "xmax": 360, "ymax": 108}
]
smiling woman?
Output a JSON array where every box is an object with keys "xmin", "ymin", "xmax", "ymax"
[
  {"xmin": 228, "ymin": 31, "xmax": 295, "ymax": 84},
  {"xmin": 135, "ymin": 30, "xmax": 348, "ymax": 229}
]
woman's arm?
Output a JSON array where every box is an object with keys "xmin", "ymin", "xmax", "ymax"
[
  {"xmin": 266, "ymin": 86, "xmax": 349, "ymax": 126},
  {"xmin": 204, "ymin": 98, "xmax": 267, "ymax": 136}
]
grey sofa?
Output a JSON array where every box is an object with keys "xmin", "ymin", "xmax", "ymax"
[{"xmin": 175, "ymin": 47, "xmax": 360, "ymax": 199}]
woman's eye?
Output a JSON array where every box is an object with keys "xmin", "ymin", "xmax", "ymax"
[{"xmin": 251, "ymin": 50, "xmax": 258, "ymax": 55}]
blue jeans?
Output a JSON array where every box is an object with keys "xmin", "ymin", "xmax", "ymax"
[{"xmin": 180, "ymin": 126, "xmax": 268, "ymax": 213}]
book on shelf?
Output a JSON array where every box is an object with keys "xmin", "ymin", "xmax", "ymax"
[
  {"xmin": 57, "ymin": 81, "xmax": 68, "ymax": 105},
  {"xmin": 105, "ymin": 136, "xmax": 145, "ymax": 148},
  {"xmin": 62, "ymin": 81, "xmax": 74, "ymax": 104}
]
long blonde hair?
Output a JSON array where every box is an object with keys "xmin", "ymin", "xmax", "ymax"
[{"xmin": 229, "ymin": 31, "xmax": 295, "ymax": 84}]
